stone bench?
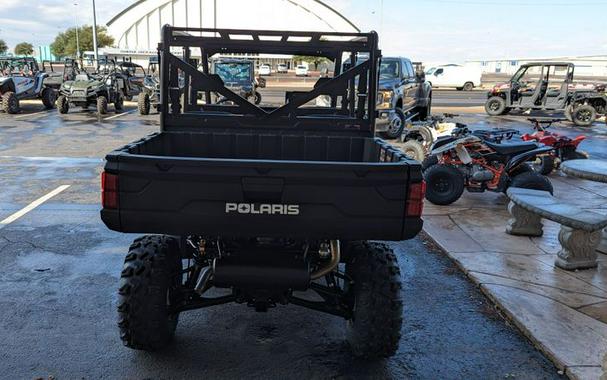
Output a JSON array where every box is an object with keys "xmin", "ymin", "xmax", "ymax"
[{"xmin": 506, "ymin": 187, "xmax": 607, "ymax": 270}]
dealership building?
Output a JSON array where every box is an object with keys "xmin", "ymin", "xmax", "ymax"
[
  {"xmin": 465, "ymin": 55, "xmax": 607, "ymax": 78},
  {"xmin": 104, "ymin": 0, "xmax": 359, "ymax": 66}
]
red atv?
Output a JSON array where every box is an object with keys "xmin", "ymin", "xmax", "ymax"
[{"xmin": 521, "ymin": 118, "xmax": 588, "ymax": 175}]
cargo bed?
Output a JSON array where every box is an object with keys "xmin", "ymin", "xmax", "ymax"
[{"xmin": 101, "ymin": 131, "xmax": 422, "ymax": 240}]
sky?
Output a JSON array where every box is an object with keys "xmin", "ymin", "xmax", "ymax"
[{"xmin": 0, "ymin": 0, "xmax": 606, "ymax": 63}]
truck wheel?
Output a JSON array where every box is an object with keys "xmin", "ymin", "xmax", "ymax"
[
  {"xmin": 463, "ymin": 82, "xmax": 474, "ymax": 91},
  {"xmin": 2, "ymin": 91, "xmax": 19, "ymax": 114},
  {"xmin": 509, "ymin": 172, "xmax": 553, "ymax": 195},
  {"xmin": 254, "ymin": 91, "xmax": 262, "ymax": 105},
  {"xmin": 572, "ymin": 105, "xmax": 596, "ymax": 127},
  {"xmin": 531, "ymin": 155, "xmax": 555, "ymax": 175},
  {"xmin": 97, "ymin": 96, "xmax": 108, "ymax": 115},
  {"xmin": 117, "ymin": 235, "xmax": 182, "ymax": 351},
  {"xmin": 114, "ymin": 94, "xmax": 124, "ymax": 111},
  {"xmin": 345, "ymin": 241, "xmax": 403, "ymax": 359},
  {"xmin": 485, "ymin": 96, "xmax": 507, "ymax": 116},
  {"xmin": 401, "ymin": 140, "xmax": 426, "ymax": 161},
  {"xmin": 379, "ymin": 108, "xmax": 406, "ymax": 139},
  {"xmin": 423, "ymin": 164, "xmax": 465, "ymax": 205},
  {"xmin": 56, "ymin": 95, "xmax": 69, "ymax": 114},
  {"xmin": 41, "ymin": 88, "xmax": 56, "ymax": 109},
  {"xmin": 138, "ymin": 93, "xmax": 151, "ymax": 115}
]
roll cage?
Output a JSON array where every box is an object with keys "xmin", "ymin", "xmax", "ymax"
[{"xmin": 159, "ymin": 25, "xmax": 381, "ymax": 137}]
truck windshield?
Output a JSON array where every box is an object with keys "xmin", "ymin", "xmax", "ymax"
[
  {"xmin": 215, "ymin": 62, "xmax": 251, "ymax": 83},
  {"xmin": 379, "ymin": 60, "xmax": 399, "ymax": 79}
]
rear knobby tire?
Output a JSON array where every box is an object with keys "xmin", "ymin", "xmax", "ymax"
[
  {"xmin": 138, "ymin": 93, "xmax": 151, "ymax": 115},
  {"xmin": 345, "ymin": 241, "xmax": 403, "ymax": 359},
  {"xmin": 2, "ymin": 91, "xmax": 19, "ymax": 114},
  {"xmin": 97, "ymin": 96, "xmax": 108, "ymax": 115},
  {"xmin": 117, "ymin": 235, "xmax": 182, "ymax": 351},
  {"xmin": 423, "ymin": 164, "xmax": 465, "ymax": 205},
  {"xmin": 509, "ymin": 172, "xmax": 553, "ymax": 195},
  {"xmin": 56, "ymin": 95, "xmax": 69, "ymax": 114}
]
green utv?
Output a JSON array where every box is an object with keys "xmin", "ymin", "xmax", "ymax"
[
  {"xmin": 56, "ymin": 60, "xmax": 125, "ymax": 115},
  {"xmin": 137, "ymin": 56, "xmax": 160, "ymax": 115}
]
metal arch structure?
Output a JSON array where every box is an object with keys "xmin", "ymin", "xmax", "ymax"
[{"xmin": 106, "ymin": 0, "xmax": 360, "ymax": 51}]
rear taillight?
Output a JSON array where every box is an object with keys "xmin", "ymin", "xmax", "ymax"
[
  {"xmin": 406, "ymin": 181, "xmax": 426, "ymax": 217},
  {"xmin": 101, "ymin": 172, "xmax": 119, "ymax": 209}
]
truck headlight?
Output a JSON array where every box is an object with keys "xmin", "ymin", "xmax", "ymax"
[{"xmin": 377, "ymin": 90, "xmax": 393, "ymax": 109}]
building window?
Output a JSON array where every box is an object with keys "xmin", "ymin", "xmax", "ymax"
[
  {"xmin": 510, "ymin": 60, "xmax": 518, "ymax": 66},
  {"xmin": 481, "ymin": 61, "xmax": 488, "ymax": 67}
]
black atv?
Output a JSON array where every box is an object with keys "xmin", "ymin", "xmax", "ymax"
[{"xmin": 423, "ymin": 131, "xmax": 553, "ymax": 205}]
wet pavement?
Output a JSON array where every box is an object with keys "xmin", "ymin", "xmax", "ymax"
[{"xmin": 0, "ymin": 98, "xmax": 590, "ymax": 378}]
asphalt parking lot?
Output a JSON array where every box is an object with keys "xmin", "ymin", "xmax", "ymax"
[{"xmin": 3, "ymin": 94, "xmax": 604, "ymax": 378}]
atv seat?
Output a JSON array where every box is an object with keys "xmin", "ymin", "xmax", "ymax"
[{"xmin": 485, "ymin": 141, "xmax": 538, "ymax": 155}]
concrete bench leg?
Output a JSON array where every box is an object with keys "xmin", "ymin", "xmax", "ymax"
[
  {"xmin": 555, "ymin": 226, "xmax": 600, "ymax": 270},
  {"xmin": 597, "ymin": 228, "xmax": 607, "ymax": 255},
  {"xmin": 506, "ymin": 201, "xmax": 543, "ymax": 236}
]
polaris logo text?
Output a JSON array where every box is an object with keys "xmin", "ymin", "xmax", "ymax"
[{"xmin": 225, "ymin": 203, "xmax": 300, "ymax": 215}]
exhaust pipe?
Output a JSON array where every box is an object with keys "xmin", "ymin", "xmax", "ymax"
[
  {"xmin": 194, "ymin": 266, "xmax": 213, "ymax": 295},
  {"xmin": 310, "ymin": 240, "xmax": 340, "ymax": 280}
]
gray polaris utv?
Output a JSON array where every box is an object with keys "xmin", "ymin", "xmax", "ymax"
[{"xmin": 485, "ymin": 62, "xmax": 607, "ymax": 127}]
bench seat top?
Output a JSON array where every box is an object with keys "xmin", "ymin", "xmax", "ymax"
[{"xmin": 507, "ymin": 187, "xmax": 607, "ymax": 232}]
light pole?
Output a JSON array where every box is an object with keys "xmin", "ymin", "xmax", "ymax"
[
  {"xmin": 74, "ymin": 2, "xmax": 80, "ymax": 58},
  {"xmin": 92, "ymin": 0, "xmax": 99, "ymax": 63}
]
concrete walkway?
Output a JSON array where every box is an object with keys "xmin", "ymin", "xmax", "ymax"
[{"xmin": 422, "ymin": 172, "xmax": 607, "ymax": 380}]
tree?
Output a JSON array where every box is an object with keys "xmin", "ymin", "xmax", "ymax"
[
  {"xmin": 0, "ymin": 39, "xmax": 7, "ymax": 55},
  {"xmin": 51, "ymin": 25, "xmax": 114, "ymax": 58},
  {"xmin": 293, "ymin": 55, "xmax": 330, "ymax": 70},
  {"xmin": 14, "ymin": 42, "xmax": 34, "ymax": 56}
]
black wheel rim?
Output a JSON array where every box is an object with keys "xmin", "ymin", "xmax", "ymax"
[
  {"xmin": 489, "ymin": 100, "xmax": 500, "ymax": 111},
  {"xmin": 577, "ymin": 109, "xmax": 591, "ymax": 122},
  {"xmin": 432, "ymin": 175, "xmax": 452, "ymax": 194}
]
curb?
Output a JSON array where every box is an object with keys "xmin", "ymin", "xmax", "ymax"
[{"xmin": 420, "ymin": 225, "xmax": 577, "ymax": 379}]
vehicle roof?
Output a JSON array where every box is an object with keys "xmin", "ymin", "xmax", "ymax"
[
  {"xmin": 214, "ymin": 59, "xmax": 254, "ymax": 64},
  {"xmin": 382, "ymin": 57, "xmax": 411, "ymax": 62},
  {"xmin": 521, "ymin": 62, "xmax": 574, "ymax": 67}
]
